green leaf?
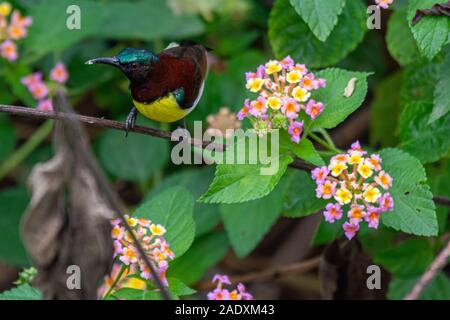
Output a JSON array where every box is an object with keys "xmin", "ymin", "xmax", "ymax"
[
  {"xmin": 0, "ymin": 115, "xmax": 16, "ymax": 163},
  {"xmin": 0, "ymin": 187, "xmax": 30, "ymax": 266},
  {"xmin": 269, "ymin": 0, "xmax": 367, "ymax": 68},
  {"xmin": 168, "ymin": 231, "xmax": 229, "ymax": 285},
  {"xmin": 220, "ymin": 179, "xmax": 288, "ymax": 257},
  {"xmin": 98, "ymin": 120, "xmax": 169, "ymax": 182},
  {"xmin": 370, "ymin": 72, "xmax": 402, "ymax": 147},
  {"xmin": 407, "ymin": 0, "xmax": 450, "ymax": 60},
  {"xmin": 290, "ymin": 138, "xmax": 324, "ymax": 167},
  {"xmin": 309, "ymin": 68, "xmax": 370, "ymax": 129},
  {"xmin": 312, "ymin": 219, "xmax": 341, "ymax": 245},
  {"xmin": 379, "ymin": 148, "xmax": 438, "ymax": 236},
  {"xmin": 388, "ymin": 273, "xmax": 450, "ymax": 300},
  {"xmin": 289, "ymin": 0, "xmax": 346, "ymax": 42},
  {"xmin": 386, "ymin": 7, "xmax": 422, "ymax": 66},
  {"xmin": 399, "ymin": 63, "xmax": 450, "ymax": 163},
  {"xmin": 112, "ymin": 287, "xmax": 161, "ymax": 300},
  {"xmin": 24, "ymin": 0, "xmax": 204, "ymax": 60},
  {"xmin": 199, "ymin": 154, "xmax": 293, "ymax": 204},
  {"xmin": 145, "ymin": 168, "xmax": 220, "ymax": 237},
  {"xmin": 167, "ymin": 278, "xmax": 196, "ymax": 298},
  {"xmin": 429, "ymin": 49, "xmax": 450, "ymax": 123},
  {"xmin": 0, "ymin": 284, "xmax": 42, "ymax": 300},
  {"xmin": 282, "ymin": 170, "xmax": 327, "ymax": 218},
  {"xmin": 135, "ymin": 187, "xmax": 195, "ymax": 258},
  {"xmin": 374, "ymin": 239, "xmax": 434, "ymax": 277}
]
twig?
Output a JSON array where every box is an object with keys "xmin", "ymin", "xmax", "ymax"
[
  {"xmin": 1, "ymin": 104, "xmax": 450, "ymax": 207},
  {"xmin": 195, "ymin": 256, "xmax": 321, "ymax": 290},
  {"xmin": 404, "ymin": 237, "xmax": 450, "ymax": 300}
]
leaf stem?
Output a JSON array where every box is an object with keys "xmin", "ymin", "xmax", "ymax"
[
  {"xmin": 103, "ymin": 264, "xmax": 127, "ymax": 299},
  {"xmin": 308, "ymin": 132, "xmax": 342, "ymax": 154},
  {"xmin": 0, "ymin": 119, "xmax": 54, "ymax": 180}
]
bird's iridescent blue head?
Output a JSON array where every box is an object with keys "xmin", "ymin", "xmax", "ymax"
[{"xmin": 86, "ymin": 48, "xmax": 159, "ymax": 83}]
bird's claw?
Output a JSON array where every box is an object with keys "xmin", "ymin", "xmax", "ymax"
[{"xmin": 125, "ymin": 107, "xmax": 137, "ymax": 137}]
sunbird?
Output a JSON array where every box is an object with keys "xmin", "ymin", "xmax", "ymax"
[{"xmin": 86, "ymin": 41, "xmax": 209, "ymax": 134}]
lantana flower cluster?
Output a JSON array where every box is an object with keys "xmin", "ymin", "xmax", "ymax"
[
  {"xmin": 109, "ymin": 215, "xmax": 174, "ymax": 289},
  {"xmin": 0, "ymin": 2, "xmax": 32, "ymax": 62},
  {"xmin": 311, "ymin": 141, "xmax": 395, "ymax": 240},
  {"xmin": 21, "ymin": 62, "xmax": 69, "ymax": 111},
  {"xmin": 375, "ymin": 0, "xmax": 394, "ymax": 9},
  {"xmin": 207, "ymin": 274, "xmax": 253, "ymax": 300},
  {"xmin": 238, "ymin": 56, "xmax": 326, "ymax": 143}
]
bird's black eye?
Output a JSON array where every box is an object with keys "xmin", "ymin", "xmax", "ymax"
[{"xmin": 131, "ymin": 62, "xmax": 139, "ymax": 69}]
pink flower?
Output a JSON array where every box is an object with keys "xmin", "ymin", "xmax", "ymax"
[
  {"xmin": 237, "ymin": 99, "xmax": 250, "ymax": 120},
  {"xmin": 29, "ymin": 82, "xmax": 49, "ymax": 100},
  {"xmin": 343, "ymin": 221, "xmax": 360, "ymax": 240},
  {"xmin": 375, "ymin": 0, "xmax": 394, "ymax": 10},
  {"xmin": 50, "ymin": 62, "xmax": 69, "ymax": 84},
  {"xmin": 237, "ymin": 283, "xmax": 253, "ymax": 300},
  {"xmin": 212, "ymin": 274, "xmax": 231, "ymax": 285},
  {"xmin": 323, "ymin": 203, "xmax": 343, "ymax": 223},
  {"xmin": 208, "ymin": 288, "xmax": 230, "ymax": 300},
  {"xmin": 249, "ymin": 97, "xmax": 267, "ymax": 117},
  {"xmin": 365, "ymin": 207, "xmax": 381, "ymax": 229},
  {"xmin": 281, "ymin": 98, "xmax": 300, "ymax": 119},
  {"xmin": 301, "ymin": 73, "xmax": 315, "ymax": 90},
  {"xmin": 157, "ymin": 260, "xmax": 169, "ymax": 286},
  {"xmin": 288, "ymin": 121, "xmax": 303, "ymax": 143},
  {"xmin": 280, "ymin": 55, "xmax": 294, "ymax": 69},
  {"xmin": 21, "ymin": 72, "xmax": 43, "ymax": 88},
  {"xmin": 11, "ymin": 10, "xmax": 33, "ymax": 27},
  {"xmin": 37, "ymin": 99, "xmax": 53, "ymax": 111},
  {"xmin": 348, "ymin": 204, "xmax": 365, "ymax": 223},
  {"xmin": 316, "ymin": 181, "xmax": 337, "ymax": 200},
  {"xmin": 0, "ymin": 40, "xmax": 17, "ymax": 61},
  {"xmin": 305, "ymin": 100, "xmax": 324, "ymax": 119},
  {"xmin": 379, "ymin": 193, "xmax": 394, "ymax": 212},
  {"xmin": 315, "ymin": 78, "xmax": 326, "ymax": 88},
  {"xmin": 348, "ymin": 140, "xmax": 367, "ymax": 154},
  {"xmin": 113, "ymin": 240, "xmax": 123, "ymax": 258},
  {"xmin": 311, "ymin": 166, "xmax": 329, "ymax": 183}
]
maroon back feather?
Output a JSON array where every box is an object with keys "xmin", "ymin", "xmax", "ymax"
[{"xmin": 131, "ymin": 44, "xmax": 207, "ymax": 109}]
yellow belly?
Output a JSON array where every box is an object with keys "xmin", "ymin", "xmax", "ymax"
[{"xmin": 132, "ymin": 94, "xmax": 190, "ymax": 123}]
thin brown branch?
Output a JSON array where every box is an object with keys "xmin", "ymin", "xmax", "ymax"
[
  {"xmin": 404, "ymin": 237, "xmax": 450, "ymax": 300},
  {"xmin": 195, "ymin": 256, "xmax": 321, "ymax": 290},
  {"xmin": 1, "ymin": 104, "xmax": 450, "ymax": 207}
]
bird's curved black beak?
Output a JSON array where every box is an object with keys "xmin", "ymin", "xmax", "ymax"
[{"xmin": 85, "ymin": 57, "xmax": 121, "ymax": 68}]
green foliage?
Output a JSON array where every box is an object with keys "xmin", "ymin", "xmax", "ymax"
[
  {"xmin": 380, "ymin": 149, "xmax": 438, "ymax": 236},
  {"xmin": 0, "ymin": 284, "xmax": 42, "ymax": 300},
  {"xmin": 145, "ymin": 168, "xmax": 220, "ymax": 237},
  {"xmin": 220, "ymin": 180, "xmax": 288, "ymax": 257},
  {"xmin": 0, "ymin": 115, "xmax": 16, "ymax": 163},
  {"xmin": 370, "ymin": 72, "xmax": 402, "ymax": 147},
  {"xmin": 388, "ymin": 273, "xmax": 450, "ymax": 300},
  {"xmin": 168, "ymin": 231, "xmax": 229, "ymax": 285},
  {"xmin": 199, "ymin": 153, "xmax": 293, "ymax": 204},
  {"xmin": 430, "ymin": 49, "xmax": 450, "ymax": 123},
  {"xmin": 135, "ymin": 187, "xmax": 195, "ymax": 258},
  {"xmin": 386, "ymin": 8, "xmax": 422, "ymax": 67},
  {"xmin": 289, "ymin": 138, "xmax": 324, "ymax": 167},
  {"xmin": 98, "ymin": 119, "xmax": 169, "ymax": 182},
  {"xmin": 399, "ymin": 63, "xmax": 450, "ymax": 163},
  {"xmin": 407, "ymin": 0, "xmax": 450, "ymax": 60},
  {"xmin": 309, "ymin": 68, "xmax": 371, "ymax": 129},
  {"xmin": 282, "ymin": 170, "xmax": 327, "ymax": 218},
  {"xmin": 24, "ymin": 0, "xmax": 204, "ymax": 60},
  {"xmin": 0, "ymin": 188, "xmax": 29, "ymax": 266},
  {"xmin": 269, "ymin": 0, "xmax": 366, "ymax": 68},
  {"xmin": 289, "ymin": 0, "xmax": 346, "ymax": 42}
]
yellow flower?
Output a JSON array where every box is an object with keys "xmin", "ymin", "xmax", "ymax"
[
  {"xmin": 286, "ymin": 70, "xmax": 301, "ymax": 84},
  {"xmin": 329, "ymin": 161, "xmax": 347, "ymax": 177},
  {"xmin": 229, "ymin": 290, "xmax": 240, "ymax": 300},
  {"xmin": 348, "ymin": 151, "xmax": 363, "ymax": 165},
  {"xmin": 357, "ymin": 162, "xmax": 374, "ymax": 179},
  {"xmin": 335, "ymin": 188, "xmax": 352, "ymax": 205},
  {"xmin": 246, "ymin": 78, "xmax": 264, "ymax": 92},
  {"xmin": 292, "ymin": 86, "xmax": 310, "ymax": 102},
  {"xmin": 265, "ymin": 60, "xmax": 282, "ymax": 74},
  {"xmin": 0, "ymin": 2, "xmax": 11, "ymax": 16},
  {"xmin": 150, "ymin": 223, "xmax": 166, "ymax": 236},
  {"xmin": 123, "ymin": 277, "xmax": 147, "ymax": 290},
  {"xmin": 127, "ymin": 216, "xmax": 138, "ymax": 227},
  {"xmin": 375, "ymin": 171, "xmax": 392, "ymax": 190},
  {"xmin": 267, "ymin": 96, "xmax": 281, "ymax": 110},
  {"xmin": 363, "ymin": 186, "xmax": 381, "ymax": 203}
]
